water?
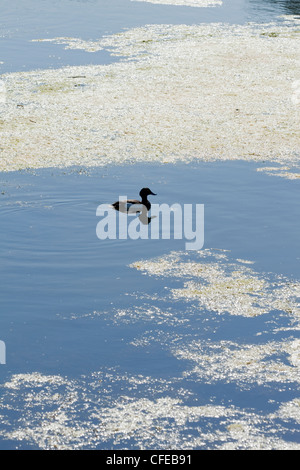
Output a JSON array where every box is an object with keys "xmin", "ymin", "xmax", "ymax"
[
  {"xmin": 1, "ymin": 0, "xmax": 299, "ymax": 73},
  {"xmin": 0, "ymin": 162, "xmax": 299, "ymax": 449},
  {"xmin": 0, "ymin": 0, "xmax": 300, "ymax": 450}
]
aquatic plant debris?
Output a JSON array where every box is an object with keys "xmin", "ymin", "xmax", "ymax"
[
  {"xmin": 0, "ymin": 367, "xmax": 299, "ymax": 450},
  {"xmin": 131, "ymin": 0, "xmax": 222, "ymax": 7},
  {"xmin": 0, "ymin": 250, "xmax": 299, "ymax": 449},
  {"xmin": 130, "ymin": 249, "xmax": 300, "ymax": 321},
  {"xmin": 128, "ymin": 249, "xmax": 300, "ymax": 390},
  {"xmin": 1, "ymin": 17, "xmax": 300, "ymax": 172},
  {"xmin": 257, "ymin": 166, "xmax": 300, "ymax": 180}
]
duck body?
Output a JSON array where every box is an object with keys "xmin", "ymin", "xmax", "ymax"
[{"xmin": 112, "ymin": 188, "xmax": 156, "ymax": 213}]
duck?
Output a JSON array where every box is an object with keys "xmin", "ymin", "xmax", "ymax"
[{"xmin": 112, "ymin": 188, "xmax": 156, "ymax": 213}]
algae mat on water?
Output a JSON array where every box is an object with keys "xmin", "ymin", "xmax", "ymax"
[
  {"xmin": 0, "ymin": 248, "xmax": 299, "ymax": 449},
  {"xmin": 130, "ymin": 0, "xmax": 223, "ymax": 6},
  {"xmin": 0, "ymin": 17, "xmax": 299, "ymax": 172}
]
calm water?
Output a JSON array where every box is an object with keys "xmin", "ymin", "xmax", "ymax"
[
  {"xmin": 0, "ymin": 162, "xmax": 299, "ymax": 448},
  {"xmin": 0, "ymin": 0, "xmax": 299, "ymax": 450},
  {"xmin": 1, "ymin": 0, "xmax": 300, "ymax": 73}
]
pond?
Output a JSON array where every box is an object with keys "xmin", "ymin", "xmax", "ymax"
[
  {"xmin": 0, "ymin": 161, "xmax": 299, "ymax": 449},
  {"xmin": 1, "ymin": 0, "xmax": 300, "ymax": 73},
  {"xmin": 0, "ymin": 0, "xmax": 299, "ymax": 451}
]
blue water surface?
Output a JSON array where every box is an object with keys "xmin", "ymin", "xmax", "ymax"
[
  {"xmin": 0, "ymin": 0, "xmax": 299, "ymax": 450},
  {"xmin": 1, "ymin": 0, "xmax": 299, "ymax": 73},
  {"xmin": 0, "ymin": 161, "xmax": 299, "ymax": 373}
]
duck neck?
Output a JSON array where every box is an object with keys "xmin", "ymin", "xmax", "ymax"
[{"xmin": 141, "ymin": 196, "xmax": 150, "ymax": 210}]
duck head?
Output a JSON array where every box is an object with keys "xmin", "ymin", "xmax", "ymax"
[{"xmin": 139, "ymin": 188, "xmax": 157, "ymax": 198}]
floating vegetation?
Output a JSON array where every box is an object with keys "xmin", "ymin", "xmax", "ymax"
[
  {"xmin": 1, "ymin": 18, "xmax": 300, "ymax": 172},
  {"xmin": 127, "ymin": 250, "xmax": 300, "ymax": 396},
  {"xmin": 257, "ymin": 166, "xmax": 300, "ymax": 180},
  {"xmin": 130, "ymin": 249, "xmax": 300, "ymax": 320},
  {"xmin": 0, "ymin": 249, "xmax": 299, "ymax": 449},
  {"xmin": 0, "ymin": 368, "xmax": 300, "ymax": 450},
  {"xmin": 130, "ymin": 0, "xmax": 223, "ymax": 7},
  {"xmin": 32, "ymin": 37, "xmax": 104, "ymax": 53},
  {"xmin": 173, "ymin": 338, "xmax": 300, "ymax": 386}
]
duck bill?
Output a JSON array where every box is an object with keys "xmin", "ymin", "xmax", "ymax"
[{"xmin": 149, "ymin": 191, "xmax": 156, "ymax": 195}]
